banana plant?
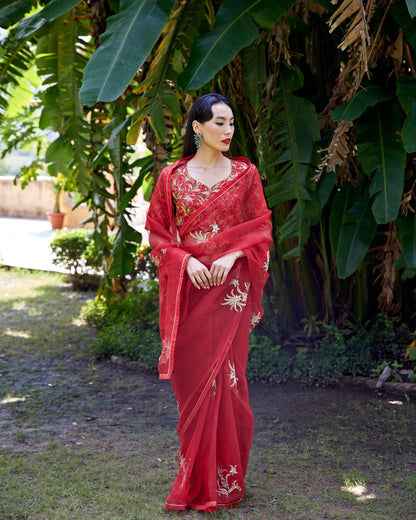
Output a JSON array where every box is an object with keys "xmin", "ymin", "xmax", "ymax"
[{"xmin": 260, "ymin": 65, "xmax": 321, "ymax": 260}]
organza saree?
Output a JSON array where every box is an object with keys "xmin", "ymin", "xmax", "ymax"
[{"xmin": 145, "ymin": 156, "xmax": 272, "ymax": 511}]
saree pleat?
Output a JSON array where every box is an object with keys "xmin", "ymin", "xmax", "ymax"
[{"xmin": 145, "ymin": 156, "xmax": 272, "ymax": 511}]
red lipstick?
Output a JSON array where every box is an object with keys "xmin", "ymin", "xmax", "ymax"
[{"xmin": 222, "ymin": 139, "xmax": 231, "ymax": 144}]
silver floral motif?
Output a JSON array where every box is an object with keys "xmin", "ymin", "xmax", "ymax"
[
  {"xmin": 159, "ymin": 339, "xmax": 171, "ymax": 362},
  {"xmin": 229, "ymin": 361, "xmax": 238, "ymax": 389},
  {"xmin": 250, "ymin": 311, "xmax": 262, "ymax": 330},
  {"xmin": 264, "ymin": 250, "xmax": 270, "ymax": 272},
  {"xmin": 217, "ymin": 463, "xmax": 242, "ymax": 497},
  {"xmin": 221, "ymin": 279, "xmax": 250, "ymax": 312},
  {"xmin": 211, "ymin": 378, "xmax": 217, "ymax": 398},
  {"xmin": 179, "ymin": 453, "xmax": 190, "ymax": 488},
  {"xmin": 190, "ymin": 222, "xmax": 220, "ymax": 243}
]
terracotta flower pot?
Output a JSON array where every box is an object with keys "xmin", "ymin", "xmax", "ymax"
[{"xmin": 47, "ymin": 212, "xmax": 66, "ymax": 229}]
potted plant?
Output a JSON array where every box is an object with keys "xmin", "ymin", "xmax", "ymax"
[{"xmin": 47, "ymin": 173, "xmax": 66, "ymax": 229}]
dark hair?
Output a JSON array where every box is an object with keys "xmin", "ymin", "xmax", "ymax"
[{"xmin": 182, "ymin": 93, "xmax": 236, "ymax": 158}]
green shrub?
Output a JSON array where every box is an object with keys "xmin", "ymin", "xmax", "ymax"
[
  {"xmin": 362, "ymin": 313, "xmax": 408, "ymax": 363},
  {"xmin": 247, "ymin": 334, "xmax": 292, "ymax": 384},
  {"xmin": 50, "ymin": 229, "xmax": 158, "ymax": 290},
  {"xmin": 90, "ymin": 323, "xmax": 160, "ymax": 373},
  {"xmin": 344, "ymin": 335, "xmax": 377, "ymax": 377},
  {"xmin": 293, "ymin": 326, "xmax": 348, "ymax": 387},
  {"xmin": 82, "ymin": 279, "xmax": 159, "ymax": 329},
  {"xmin": 83, "ymin": 279, "xmax": 160, "ymax": 371},
  {"xmin": 50, "ymin": 228, "xmax": 101, "ymax": 289}
]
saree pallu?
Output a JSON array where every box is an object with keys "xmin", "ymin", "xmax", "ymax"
[{"xmin": 145, "ymin": 156, "xmax": 272, "ymax": 512}]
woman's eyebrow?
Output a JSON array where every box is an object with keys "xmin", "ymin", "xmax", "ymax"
[{"xmin": 214, "ymin": 116, "xmax": 234, "ymax": 121}]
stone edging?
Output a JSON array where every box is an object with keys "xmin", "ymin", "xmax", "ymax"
[{"xmin": 342, "ymin": 375, "xmax": 416, "ymax": 397}]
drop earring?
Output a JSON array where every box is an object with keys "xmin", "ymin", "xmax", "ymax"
[{"xmin": 193, "ymin": 131, "xmax": 202, "ymax": 149}]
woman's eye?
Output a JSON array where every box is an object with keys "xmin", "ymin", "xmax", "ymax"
[{"xmin": 216, "ymin": 123, "xmax": 223, "ymax": 126}]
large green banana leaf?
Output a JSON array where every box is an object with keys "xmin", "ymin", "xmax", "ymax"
[
  {"xmin": 15, "ymin": 0, "xmax": 82, "ymax": 39},
  {"xmin": 126, "ymin": 0, "xmax": 201, "ymax": 145},
  {"xmin": 355, "ymin": 102, "xmax": 406, "ymax": 224},
  {"xmin": 330, "ymin": 186, "xmax": 377, "ymax": 279},
  {"xmin": 332, "ymin": 85, "xmax": 392, "ymax": 122},
  {"xmin": 396, "ymin": 75, "xmax": 416, "ymax": 153},
  {"xmin": 0, "ymin": 0, "xmax": 34, "ymax": 29},
  {"xmin": 262, "ymin": 66, "xmax": 320, "ymax": 259},
  {"xmin": 180, "ymin": 0, "xmax": 295, "ymax": 90},
  {"xmin": 79, "ymin": 0, "xmax": 175, "ymax": 107},
  {"xmin": 241, "ymin": 41, "xmax": 266, "ymax": 112}
]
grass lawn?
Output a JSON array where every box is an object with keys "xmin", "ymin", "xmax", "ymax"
[{"xmin": 0, "ymin": 268, "xmax": 415, "ymax": 520}]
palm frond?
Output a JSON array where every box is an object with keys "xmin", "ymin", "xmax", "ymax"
[
  {"xmin": 36, "ymin": 6, "xmax": 93, "ymax": 194},
  {"xmin": 0, "ymin": 35, "xmax": 35, "ymax": 118}
]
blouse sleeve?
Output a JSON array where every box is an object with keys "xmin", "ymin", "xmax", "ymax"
[{"xmin": 145, "ymin": 167, "xmax": 190, "ymax": 270}]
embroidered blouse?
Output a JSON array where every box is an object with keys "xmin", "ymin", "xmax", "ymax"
[{"xmin": 171, "ymin": 159, "xmax": 247, "ymax": 227}]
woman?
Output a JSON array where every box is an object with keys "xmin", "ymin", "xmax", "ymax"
[{"xmin": 145, "ymin": 93, "xmax": 272, "ymax": 512}]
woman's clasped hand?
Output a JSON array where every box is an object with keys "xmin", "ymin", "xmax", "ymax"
[{"xmin": 186, "ymin": 250, "xmax": 242, "ymax": 289}]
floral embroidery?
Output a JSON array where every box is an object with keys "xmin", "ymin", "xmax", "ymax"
[
  {"xmin": 152, "ymin": 255, "xmax": 160, "ymax": 267},
  {"xmin": 189, "ymin": 222, "xmax": 220, "ymax": 243},
  {"xmin": 229, "ymin": 361, "xmax": 238, "ymax": 389},
  {"xmin": 171, "ymin": 160, "xmax": 244, "ymax": 226},
  {"xmin": 250, "ymin": 311, "xmax": 262, "ymax": 330},
  {"xmin": 211, "ymin": 378, "xmax": 217, "ymax": 398},
  {"xmin": 221, "ymin": 279, "xmax": 250, "ymax": 312},
  {"xmin": 179, "ymin": 453, "xmax": 190, "ymax": 489},
  {"xmin": 159, "ymin": 339, "xmax": 171, "ymax": 363},
  {"xmin": 189, "ymin": 230, "xmax": 208, "ymax": 242},
  {"xmin": 264, "ymin": 250, "xmax": 270, "ymax": 272},
  {"xmin": 217, "ymin": 464, "xmax": 242, "ymax": 497}
]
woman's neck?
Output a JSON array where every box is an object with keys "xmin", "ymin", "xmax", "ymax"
[{"xmin": 191, "ymin": 148, "xmax": 228, "ymax": 169}]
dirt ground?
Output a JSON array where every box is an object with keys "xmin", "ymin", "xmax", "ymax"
[
  {"xmin": 1, "ymin": 270, "xmax": 416, "ymax": 519},
  {"xmin": 1, "ymin": 345, "xmax": 409, "ymax": 454}
]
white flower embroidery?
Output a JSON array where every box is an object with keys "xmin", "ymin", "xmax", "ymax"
[
  {"xmin": 221, "ymin": 280, "xmax": 250, "ymax": 312},
  {"xmin": 159, "ymin": 339, "xmax": 171, "ymax": 362},
  {"xmin": 211, "ymin": 378, "xmax": 217, "ymax": 398},
  {"xmin": 179, "ymin": 453, "xmax": 190, "ymax": 489},
  {"xmin": 264, "ymin": 250, "xmax": 270, "ymax": 272},
  {"xmin": 217, "ymin": 464, "xmax": 242, "ymax": 497},
  {"xmin": 229, "ymin": 361, "xmax": 238, "ymax": 389},
  {"xmin": 250, "ymin": 311, "xmax": 262, "ymax": 330},
  {"xmin": 189, "ymin": 230, "xmax": 209, "ymax": 242},
  {"xmin": 152, "ymin": 255, "xmax": 160, "ymax": 267},
  {"xmin": 190, "ymin": 223, "xmax": 220, "ymax": 243}
]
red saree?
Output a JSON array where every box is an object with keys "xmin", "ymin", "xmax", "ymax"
[{"xmin": 145, "ymin": 156, "xmax": 272, "ymax": 512}]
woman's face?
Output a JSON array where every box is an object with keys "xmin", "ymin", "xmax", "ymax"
[{"xmin": 194, "ymin": 102, "xmax": 235, "ymax": 153}]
